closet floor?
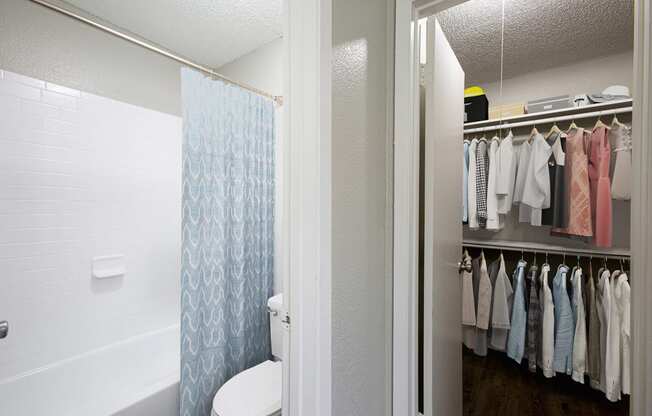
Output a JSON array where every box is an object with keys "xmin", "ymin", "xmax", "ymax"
[{"xmin": 463, "ymin": 347, "xmax": 629, "ymax": 416}]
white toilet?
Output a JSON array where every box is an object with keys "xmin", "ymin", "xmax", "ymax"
[{"xmin": 212, "ymin": 293, "xmax": 284, "ymax": 416}]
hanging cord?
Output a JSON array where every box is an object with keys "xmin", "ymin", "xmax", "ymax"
[{"xmin": 497, "ymin": 0, "xmax": 506, "ymax": 139}]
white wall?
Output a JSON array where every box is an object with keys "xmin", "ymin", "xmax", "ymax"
[
  {"xmin": 477, "ymin": 51, "xmax": 633, "ymax": 105},
  {"xmin": 0, "ymin": 0, "xmax": 182, "ymax": 116},
  {"xmin": 218, "ymin": 38, "xmax": 284, "ymax": 97},
  {"xmin": 0, "ymin": 69, "xmax": 181, "ymax": 415},
  {"xmin": 332, "ymin": 0, "xmax": 392, "ymax": 414}
]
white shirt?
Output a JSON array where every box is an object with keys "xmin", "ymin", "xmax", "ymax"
[
  {"xmin": 461, "ymin": 251, "xmax": 476, "ymax": 327},
  {"xmin": 486, "ymin": 137, "xmax": 503, "ymax": 230},
  {"xmin": 496, "ymin": 132, "xmax": 517, "ymax": 214},
  {"xmin": 467, "ymin": 139, "xmax": 479, "ymax": 229},
  {"xmin": 476, "ymin": 254, "xmax": 493, "ymax": 330},
  {"xmin": 513, "ymin": 141, "xmax": 532, "ymax": 223},
  {"xmin": 617, "ymin": 273, "xmax": 631, "ymax": 395},
  {"xmin": 540, "ymin": 264, "xmax": 555, "ymax": 378},
  {"xmin": 597, "ymin": 269, "xmax": 611, "ymax": 393},
  {"xmin": 521, "ymin": 133, "xmax": 553, "ymax": 226},
  {"xmin": 571, "ymin": 267, "xmax": 588, "ymax": 383},
  {"xmin": 489, "ymin": 254, "xmax": 513, "ymax": 352}
]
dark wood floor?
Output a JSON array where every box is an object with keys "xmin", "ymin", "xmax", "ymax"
[{"xmin": 463, "ymin": 348, "xmax": 629, "ymax": 416}]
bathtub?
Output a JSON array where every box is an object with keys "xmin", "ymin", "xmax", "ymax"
[{"xmin": 0, "ymin": 325, "xmax": 180, "ymax": 416}]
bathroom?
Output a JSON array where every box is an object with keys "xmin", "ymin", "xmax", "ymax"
[{"xmin": 0, "ymin": 0, "xmax": 287, "ymax": 415}]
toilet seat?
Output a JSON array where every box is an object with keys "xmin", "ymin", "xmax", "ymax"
[{"xmin": 212, "ymin": 360, "xmax": 282, "ymax": 416}]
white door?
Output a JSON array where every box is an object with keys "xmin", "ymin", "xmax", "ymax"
[{"xmin": 422, "ymin": 16, "xmax": 464, "ymax": 416}]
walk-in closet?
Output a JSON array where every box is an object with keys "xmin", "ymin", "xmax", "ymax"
[{"xmin": 417, "ymin": 1, "xmax": 634, "ymax": 415}]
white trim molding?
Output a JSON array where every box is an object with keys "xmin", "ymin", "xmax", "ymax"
[
  {"xmin": 393, "ymin": 1, "xmax": 419, "ymax": 415},
  {"xmin": 631, "ymin": 0, "xmax": 652, "ymax": 414},
  {"xmin": 286, "ymin": 0, "xmax": 332, "ymax": 415}
]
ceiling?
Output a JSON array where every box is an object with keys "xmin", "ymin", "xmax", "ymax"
[
  {"xmin": 61, "ymin": 0, "xmax": 283, "ymax": 69},
  {"xmin": 437, "ymin": 0, "xmax": 634, "ymax": 85}
]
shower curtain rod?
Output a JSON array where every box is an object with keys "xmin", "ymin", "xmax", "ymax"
[{"xmin": 28, "ymin": 0, "xmax": 283, "ymax": 104}]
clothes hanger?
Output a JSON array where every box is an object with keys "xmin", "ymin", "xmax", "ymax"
[
  {"xmin": 567, "ymin": 119, "xmax": 579, "ymax": 133},
  {"xmin": 594, "ymin": 116, "xmax": 611, "ymax": 131},
  {"xmin": 546, "ymin": 123, "xmax": 561, "ymax": 140},
  {"xmin": 612, "ymin": 115, "xmax": 626, "ymax": 128},
  {"xmin": 545, "ymin": 251, "xmax": 549, "ymax": 266}
]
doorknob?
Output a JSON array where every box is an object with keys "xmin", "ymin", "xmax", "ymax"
[
  {"xmin": 458, "ymin": 261, "xmax": 472, "ymax": 273},
  {"xmin": 0, "ymin": 321, "xmax": 7, "ymax": 339}
]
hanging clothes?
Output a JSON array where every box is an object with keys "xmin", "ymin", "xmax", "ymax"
[
  {"xmin": 525, "ymin": 263, "xmax": 540, "ymax": 372},
  {"xmin": 463, "ymin": 139, "xmax": 470, "ymax": 222},
  {"xmin": 597, "ymin": 268, "xmax": 611, "ymax": 394},
  {"xmin": 539, "ymin": 263, "xmax": 555, "ymax": 378},
  {"xmin": 486, "ymin": 137, "xmax": 503, "ymax": 230},
  {"xmin": 587, "ymin": 268, "xmax": 602, "ymax": 389},
  {"xmin": 513, "ymin": 141, "xmax": 532, "ymax": 223},
  {"xmin": 467, "ymin": 139, "xmax": 479, "ymax": 229},
  {"xmin": 507, "ymin": 259, "xmax": 528, "ymax": 363},
  {"xmin": 605, "ymin": 270, "xmax": 622, "ymax": 402},
  {"xmin": 521, "ymin": 132, "xmax": 553, "ymax": 226},
  {"xmin": 461, "ymin": 250, "xmax": 476, "ymax": 329},
  {"xmin": 589, "ymin": 126, "xmax": 613, "ymax": 247},
  {"xmin": 616, "ymin": 272, "xmax": 631, "ymax": 395},
  {"xmin": 476, "ymin": 253, "xmax": 493, "ymax": 332},
  {"xmin": 489, "ymin": 254, "xmax": 513, "ymax": 352},
  {"xmin": 609, "ymin": 124, "xmax": 632, "ymax": 200},
  {"xmin": 471, "ymin": 254, "xmax": 489, "ymax": 356},
  {"xmin": 496, "ymin": 131, "xmax": 517, "ymax": 215},
  {"xmin": 552, "ymin": 264, "xmax": 574, "ymax": 375},
  {"xmin": 553, "ymin": 128, "xmax": 593, "ymax": 238},
  {"xmin": 571, "ymin": 266, "xmax": 588, "ymax": 383},
  {"xmin": 542, "ymin": 132, "xmax": 568, "ymax": 228},
  {"xmin": 476, "ymin": 138, "xmax": 489, "ymax": 228}
]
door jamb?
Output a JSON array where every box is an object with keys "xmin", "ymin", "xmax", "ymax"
[{"xmin": 286, "ymin": 0, "xmax": 332, "ymax": 415}]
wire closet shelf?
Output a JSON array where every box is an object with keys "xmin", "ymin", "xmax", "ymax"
[
  {"xmin": 464, "ymin": 100, "xmax": 632, "ymax": 135},
  {"xmin": 463, "ymin": 239, "xmax": 631, "ymax": 261}
]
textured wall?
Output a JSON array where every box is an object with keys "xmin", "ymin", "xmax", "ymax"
[
  {"xmin": 0, "ymin": 0, "xmax": 182, "ymax": 115},
  {"xmin": 478, "ymin": 51, "xmax": 634, "ymax": 106},
  {"xmin": 332, "ymin": 0, "xmax": 391, "ymax": 414}
]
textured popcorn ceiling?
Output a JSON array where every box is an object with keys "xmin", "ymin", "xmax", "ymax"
[
  {"xmin": 437, "ymin": 0, "xmax": 634, "ymax": 85},
  {"xmin": 62, "ymin": 0, "xmax": 282, "ymax": 68}
]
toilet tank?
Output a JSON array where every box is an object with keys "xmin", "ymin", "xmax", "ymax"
[{"xmin": 267, "ymin": 294, "xmax": 284, "ymax": 360}]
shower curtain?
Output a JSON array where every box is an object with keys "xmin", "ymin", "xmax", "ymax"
[{"xmin": 180, "ymin": 68, "xmax": 275, "ymax": 416}]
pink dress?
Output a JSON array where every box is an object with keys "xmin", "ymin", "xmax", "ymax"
[
  {"xmin": 588, "ymin": 126, "xmax": 613, "ymax": 247},
  {"xmin": 554, "ymin": 128, "xmax": 592, "ymax": 238}
]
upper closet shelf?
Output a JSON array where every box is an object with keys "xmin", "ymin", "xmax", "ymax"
[{"xmin": 464, "ymin": 99, "xmax": 632, "ymax": 134}]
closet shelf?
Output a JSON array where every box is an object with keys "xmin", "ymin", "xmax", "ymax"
[
  {"xmin": 463, "ymin": 239, "xmax": 630, "ymax": 259},
  {"xmin": 463, "ymin": 99, "xmax": 632, "ymax": 134}
]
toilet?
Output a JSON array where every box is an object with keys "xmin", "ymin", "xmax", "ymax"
[{"xmin": 212, "ymin": 293, "xmax": 284, "ymax": 416}]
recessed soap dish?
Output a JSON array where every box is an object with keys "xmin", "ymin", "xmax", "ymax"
[{"xmin": 92, "ymin": 254, "xmax": 126, "ymax": 279}]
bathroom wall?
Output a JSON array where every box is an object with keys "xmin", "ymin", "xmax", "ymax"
[
  {"xmin": 332, "ymin": 0, "xmax": 392, "ymax": 414},
  {"xmin": 0, "ymin": 69, "xmax": 181, "ymax": 415},
  {"xmin": 0, "ymin": 0, "xmax": 182, "ymax": 116},
  {"xmin": 476, "ymin": 51, "xmax": 634, "ymax": 106},
  {"xmin": 218, "ymin": 37, "xmax": 284, "ymax": 97}
]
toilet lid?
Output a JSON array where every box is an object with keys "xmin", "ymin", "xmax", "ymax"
[{"xmin": 213, "ymin": 360, "xmax": 282, "ymax": 416}]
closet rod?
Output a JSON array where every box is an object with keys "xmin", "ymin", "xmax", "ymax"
[
  {"xmin": 462, "ymin": 239, "xmax": 631, "ymax": 259},
  {"xmin": 464, "ymin": 106, "xmax": 632, "ymax": 134},
  {"xmin": 27, "ymin": 0, "xmax": 282, "ymax": 104}
]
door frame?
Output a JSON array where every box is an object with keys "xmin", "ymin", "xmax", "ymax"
[
  {"xmin": 286, "ymin": 0, "xmax": 332, "ymax": 415},
  {"xmin": 393, "ymin": 0, "xmax": 652, "ymax": 415}
]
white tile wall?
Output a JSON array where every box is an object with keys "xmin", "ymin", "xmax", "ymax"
[{"xmin": 0, "ymin": 69, "xmax": 182, "ymax": 409}]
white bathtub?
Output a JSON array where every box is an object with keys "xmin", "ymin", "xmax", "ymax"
[{"xmin": 0, "ymin": 325, "xmax": 180, "ymax": 416}]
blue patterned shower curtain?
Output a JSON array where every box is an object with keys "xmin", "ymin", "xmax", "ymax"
[{"xmin": 180, "ymin": 68, "xmax": 275, "ymax": 416}]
